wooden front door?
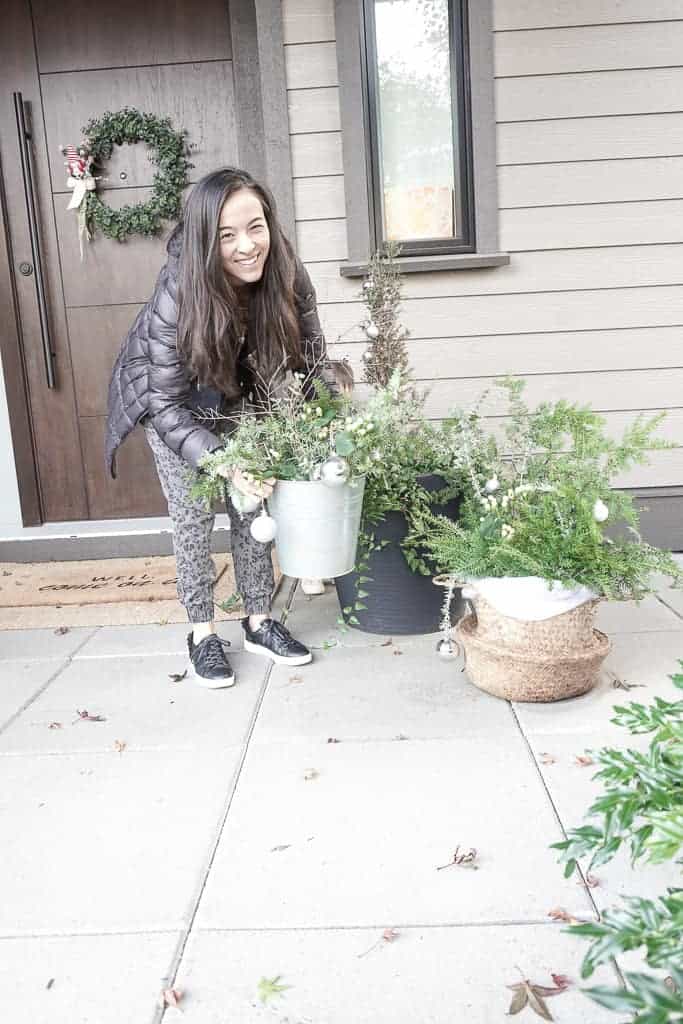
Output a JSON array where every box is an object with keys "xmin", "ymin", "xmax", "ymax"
[{"xmin": 0, "ymin": 0, "xmax": 241, "ymax": 522}]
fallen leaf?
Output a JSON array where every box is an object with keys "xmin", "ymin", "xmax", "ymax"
[
  {"xmin": 507, "ymin": 975, "xmax": 566, "ymax": 1021},
  {"xmin": 539, "ymin": 752, "xmax": 557, "ymax": 765},
  {"xmin": 168, "ymin": 670, "xmax": 187, "ymax": 683},
  {"xmin": 357, "ymin": 927, "xmax": 401, "ymax": 957},
  {"xmin": 303, "ymin": 768, "xmax": 319, "ymax": 781},
  {"xmin": 584, "ymin": 873, "xmax": 600, "ymax": 888},
  {"xmin": 392, "ymin": 648, "xmax": 403, "ymax": 656},
  {"xmin": 288, "ymin": 674, "xmax": 304, "ymax": 685},
  {"xmin": 46, "ymin": 978, "xmax": 54, "ymax": 990},
  {"xmin": 611, "ymin": 676, "xmax": 644, "ymax": 691},
  {"xmin": 547, "ymin": 908, "xmax": 580, "ymax": 924},
  {"xmin": 380, "ymin": 638, "xmax": 393, "ymax": 646},
  {"xmin": 271, "ymin": 844, "xmax": 291, "ymax": 853},
  {"xmin": 53, "ymin": 626, "xmax": 70, "ymax": 636},
  {"xmin": 574, "ymin": 755, "xmax": 594, "ymax": 767},
  {"xmin": 158, "ymin": 987, "xmax": 183, "ymax": 1009},
  {"xmin": 436, "ymin": 845, "xmax": 478, "ymax": 871},
  {"xmin": 257, "ymin": 975, "xmax": 290, "ymax": 1004},
  {"xmin": 114, "ymin": 740, "xmax": 127, "ymax": 754},
  {"xmin": 73, "ymin": 709, "xmax": 106, "ymax": 723},
  {"xmin": 508, "ymin": 984, "xmax": 528, "ymax": 1015},
  {"xmin": 327, "ymin": 737, "xmax": 340, "ymax": 744},
  {"xmin": 394, "ymin": 733, "xmax": 409, "ymax": 741},
  {"xmin": 550, "ymin": 974, "xmax": 571, "ymax": 991},
  {"xmin": 48, "ymin": 721, "xmax": 62, "ymax": 730}
]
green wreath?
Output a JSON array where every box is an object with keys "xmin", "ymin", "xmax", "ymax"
[{"xmin": 82, "ymin": 107, "xmax": 191, "ymax": 242}]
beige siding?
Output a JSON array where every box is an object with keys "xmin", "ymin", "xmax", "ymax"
[{"xmin": 281, "ymin": 0, "xmax": 683, "ymax": 489}]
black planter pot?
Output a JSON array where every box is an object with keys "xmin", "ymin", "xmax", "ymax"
[{"xmin": 334, "ymin": 474, "xmax": 465, "ymax": 635}]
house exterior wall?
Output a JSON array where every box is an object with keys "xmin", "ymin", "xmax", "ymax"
[{"xmin": 282, "ymin": 0, "xmax": 683, "ymax": 492}]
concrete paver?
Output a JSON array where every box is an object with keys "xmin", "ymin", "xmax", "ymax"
[
  {"xmin": 175, "ymin": 923, "xmax": 620, "ymax": 1024},
  {"xmin": 0, "ymin": 659, "xmax": 69, "ymax": 727},
  {"xmin": 0, "ymin": 749, "xmax": 240, "ymax": 935},
  {"xmin": 0, "ymin": 652, "xmax": 266, "ymax": 754},
  {"xmin": 0, "ymin": 577, "xmax": 677, "ymax": 1020},
  {"xmin": 195, "ymin": 734, "xmax": 595, "ymax": 931},
  {"xmin": 0, "ymin": 932, "xmax": 180, "ymax": 1024}
]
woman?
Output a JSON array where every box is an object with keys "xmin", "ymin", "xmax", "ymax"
[{"xmin": 106, "ymin": 167, "xmax": 334, "ymax": 688}]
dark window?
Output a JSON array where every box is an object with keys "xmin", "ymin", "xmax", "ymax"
[{"xmin": 362, "ymin": 0, "xmax": 474, "ymax": 255}]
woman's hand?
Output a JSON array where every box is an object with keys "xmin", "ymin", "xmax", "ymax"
[{"xmin": 230, "ymin": 467, "xmax": 275, "ymax": 500}]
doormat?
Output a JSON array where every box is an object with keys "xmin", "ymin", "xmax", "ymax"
[{"xmin": 0, "ymin": 554, "xmax": 282, "ymax": 630}]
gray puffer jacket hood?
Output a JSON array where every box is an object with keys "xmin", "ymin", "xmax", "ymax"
[{"xmin": 105, "ymin": 225, "xmax": 334, "ymax": 477}]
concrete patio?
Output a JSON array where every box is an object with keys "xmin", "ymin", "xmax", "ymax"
[{"xmin": 1, "ymin": 572, "xmax": 682, "ymax": 1023}]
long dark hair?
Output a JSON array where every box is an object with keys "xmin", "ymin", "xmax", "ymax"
[{"xmin": 176, "ymin": 167, "xmax": 302, "ymax": 397}]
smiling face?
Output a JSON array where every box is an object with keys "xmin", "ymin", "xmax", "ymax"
[{"xmin": 218, "ymin": 188, "xmax": 271, "ymax": 287}]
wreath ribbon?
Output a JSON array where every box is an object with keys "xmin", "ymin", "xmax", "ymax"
[{"xmin": 66, "ymin": 177, "xmax": 96, "ymax": 260}]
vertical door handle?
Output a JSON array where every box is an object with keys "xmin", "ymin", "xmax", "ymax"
[{"xmin": 13, "ymin": 91, "xmax": 56, "ymax": 389}]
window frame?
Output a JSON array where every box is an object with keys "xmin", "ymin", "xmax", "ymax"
[{"xmin": 334, "ymin": 0, "xmax": 509, "ymax": 275}]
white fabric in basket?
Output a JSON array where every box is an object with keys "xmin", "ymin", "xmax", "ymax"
[{"xmin": 461, "ymin": 576, "xmax": 598, "ymax": 622}]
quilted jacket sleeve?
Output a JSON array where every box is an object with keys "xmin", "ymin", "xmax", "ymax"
[
  {"xmin": 145, "ymin": 263, "xmax": 222, "ymax": 468},
  {"xmin": 294, "ymin": 260, "xmax": 339, "ymax": 397}
]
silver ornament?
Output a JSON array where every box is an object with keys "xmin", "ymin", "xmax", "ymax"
[
  {"xmin": 364, "ymin": 321, "xmax": 379, "ymax": 339},
  {"xmin": 229, "ymin": 488, "xmax": 261, "ymax": 515},
  {"xmin": 436, "ymin": 638, "xmax": 457, "ymax": 660},
  {"xmin": 250, "ymin": 509, "xmax": 277, "ymax": 543},
  {"xmin": 320, "ymin": 455, "xmax": 349, "ymax": 487}
]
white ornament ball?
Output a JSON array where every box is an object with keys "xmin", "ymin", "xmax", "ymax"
[
  {"xmin": 436, "ymin": 638, "xmax": 458, "ymax": 660},
  {"xmin": 364, "ymin": 322, "xmax": 379, "ymax": 339},
  {"xmin": 229, "ymin": 488, "xmax": 261, "ymax": 515},
  {"xmin": 320, "ymin": 455, "xmax": 349, "ymax": 487},
  {"xmin": 250, "ymin": 509, "xmax": 277, "ymax": 543},
  {"xmin": 593, "ymin": 498, "xmax": 609, "ymax": 523},
  {"xmin": 484, "ymin": 476, "xmax": 500, "ymax": 493},
  {"xmin": 361, "ymin": 350, "xmax": 371, "ymax": 361}
]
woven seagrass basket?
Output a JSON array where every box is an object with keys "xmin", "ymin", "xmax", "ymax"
[
  {"xmin": 455, "ymin": 612, "xmax": 611, "ymax": 703},
  {"xmin": 468, "ymin": 594, "xmax": 600, "ymax": 656}
]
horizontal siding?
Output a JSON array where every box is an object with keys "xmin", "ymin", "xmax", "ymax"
[
  {"xmin": 319, "ymin": 286, "xmax": 683, "ymax": 340},
  {"xmin": 496, "ymin": 67, "xmax": 683, "ymax": 122},
  {"xmin": 282, "ymin": 0, "xmax": 683, "ymax": 492},
  {"xmin": 493, "ymin": 1, "xmax": 683, "ymax": 31},
  {"xmin": 327, "ymin": 327, "xmax": 683, "ymax": 381},
  {"xmin": 499, "ymin": 157, "xmax": 683, "ymax": 208},
  {"xmin": 494, "ymin": 22, "xmax": 683, "ymax": 77},
  {"xmin": 498, "ymin": 112, "xmax": 683, "ymax": 164}
]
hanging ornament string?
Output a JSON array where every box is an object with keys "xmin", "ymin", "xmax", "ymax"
[{"xmin": 60, "ymin": 107, "xmax": 192, "ymax": 256}]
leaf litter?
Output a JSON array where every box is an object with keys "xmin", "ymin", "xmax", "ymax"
[
  {"xmin": 357, "ymin": 927, "xmax": 400, "ymax": 958},
  {"xmin": 506, "ymin": 968, "xmax": 572, "ymax": 1020}
]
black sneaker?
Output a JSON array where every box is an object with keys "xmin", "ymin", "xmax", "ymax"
[
  {"xmin": 187, "ymin": 633, "xmax": 236, "ymax": 688},
  {"xmin": 242, "ymin": 617, "xmax": 312, "ymax": 666}
]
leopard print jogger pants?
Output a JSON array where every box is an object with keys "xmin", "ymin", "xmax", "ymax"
[{"xmin": 144, "ymin": 423, "xmax": 274, "ymax": 622}]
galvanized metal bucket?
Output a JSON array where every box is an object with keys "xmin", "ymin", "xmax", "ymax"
[{"xmin": 267, "ymin": 476, "xmax": 366, "ymax": 579}]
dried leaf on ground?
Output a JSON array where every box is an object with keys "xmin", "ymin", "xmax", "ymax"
[
  {"xmin": 574, "ymin": 755, "xmax": 594, "ymax": 767},
  {"xmin": 114, "ymin": 740, "xmax": 127, "ymax": 754},
  {"xmin": 357, "ymin": 927, "xmax": 401, "ymax": 957},
  {"xmin": 380, "ymin": 639, "xmax": 393, "ymax": 647},
  {"xmin": 48, "ymin": 721, "xmax": 62, "ymax": 730},
  {"xmin": 550, "ymin": 974, "xmax": 571, "ymax": 991},
  {"xmin": 538, "ymin": 752, "xmax": 557, "ymax": 765},
  {"xmin": 73, "ymin": 709, "xmax": 106, "ymax": 723},
  {"xmin": 392, "ymin": 648, "xmax": 403, "ymax": 656},
  {"xmin": 158, "ymin": 987, "xmax": 183, "ymax": 1009},
  {"xmin": 303, "ymin": 768, "xmax": 319, "ymax": 781},
  {"xmin": 327, "ymin": 737, "xmax": 340, "ymax": 744},
  {"xmin": 46, "ymin": 978, "xmax": 54, "ymax": 990},
  {"xmin": 53, "ymin": 626, "xmax": 70, "ymax": 635},
  {"xmin": 583, "ymin": 873, "xmax": 600, "ymax": 888},
  {"xmin": 271, "ymin": 844, "xmax": 291, "ymax": 853},
  {"xmin": 547, "ymin": 908, "xmax": 581, "ymax": 924},
  {"xmin": 168, "ymin": 670, "xmax": 187, "ymax": 683},
  {"xmin": 611, "ymin": 675, "xmax": 644, "ymax": 691},
  {"xmin": 257, "ymin": 975, "xmax": 290, "ymax": 1004},
  {"xmin": 288, "ymin": 674, "xmax": 304, "ymax": 685},
  {"xmin": 507, "ymin": 973, "xmax": 569, "ymax": 1020},
  {"xmin": 436, "ymin": 845, "xmax": 478, "ymax": 871}
]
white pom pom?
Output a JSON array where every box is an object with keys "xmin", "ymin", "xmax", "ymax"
[
  {"xmin": 593, "ymin": 499, "xmax": 609, "ymax": 523},
  {"xmin": 364, "ymin": 322, "xmax": 379, "ymax": 339},
  {"xmin": 484, "ymin": 476, "xmax": 499, "ymax": 493},
  {"xmin": 250, "ymin": 509, "xmax": 277, "ymax": 543}
]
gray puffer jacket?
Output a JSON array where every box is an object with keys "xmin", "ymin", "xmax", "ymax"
[{"xmin": 105, "ymin": 226, "xmax": 335, "ymax": 477}]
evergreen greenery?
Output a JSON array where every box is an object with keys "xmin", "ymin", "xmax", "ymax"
[
  {"xmin": 412, "ymin": 379, "xmax": 683, "ymax": 600},
  {"xmin": 82, "ymin": 107, "xmax": 191, "ymax": 242},
  {"xmin": 552, "ymin": 664, "xmax": 683, "ymax": 1023}
]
